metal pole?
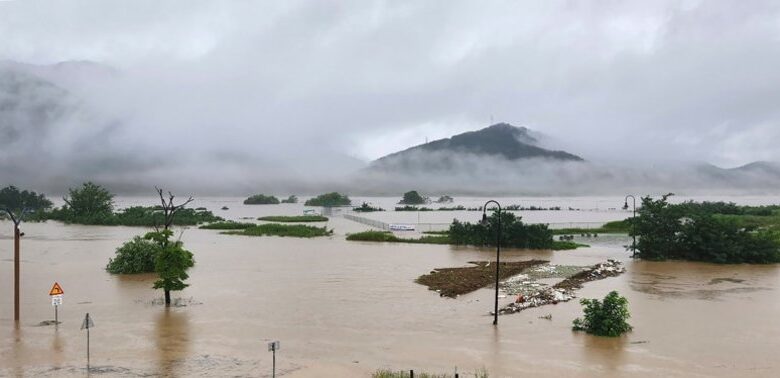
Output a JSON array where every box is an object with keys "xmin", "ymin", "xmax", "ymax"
[
  {"xmin": 14, "ymin": 224, "xmax": 20, "ymax": 322},
  {"xmin": 272, "ymin": 348, "xmax": 275, "ymax": 378},
  {"xmin": 632, "ymin": 197, "xmax": 637, "ymax": 257},
  {"xmin": 55, "ymin": 305, "xmax": 58, "ymax": 325},
  {"xmin": 87, "ymin": 325, "xmax": 90, "ymax": 369},
  {"xmin": 494, "ymin": 208, "xmax": 500, "ymax": 326},
  {"xmin": 482, "ymin": 200, "xmax": 502, "ymax": 326}
]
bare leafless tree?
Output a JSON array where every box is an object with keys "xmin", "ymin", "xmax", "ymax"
[{"xmin": 154, "ymin": 187, "xmax": 193, "ymax": 231}]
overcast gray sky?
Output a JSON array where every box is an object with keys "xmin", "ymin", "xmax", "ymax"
[{"xmin": 1, "ymin": 0, "xmax": 779, "ymax": 170}]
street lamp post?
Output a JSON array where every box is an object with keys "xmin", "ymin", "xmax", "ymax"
[
  {"xmin": 2, "ymin": 208, "xmax": 22, "ymax": 323},
  {"xmin": 481, "ymin": 200, "xmax": 501, "ymax": 326},
  {"xmin": 623, "ymin": 195, "xmax": 637, "ymax": 257}
]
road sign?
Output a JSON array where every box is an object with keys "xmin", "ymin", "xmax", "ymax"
[
  {"xmin": 81, "ymin": 313, "xmax": 94, "ymax": 330},
  {"xmin": 51, "ymin": 295, "xmax": 63, "ymax": 306},
  {"xmin": 49, "ymin": 282, "xmax": 64, "ymax": 296},
  {"xmin": 268, "ymin": 341, "xmax": 280, "ymax": 351}
]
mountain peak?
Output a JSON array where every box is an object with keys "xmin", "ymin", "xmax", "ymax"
[{"xmin": 374, "ymin": 123, "xmax": 582, "ymax": 164}]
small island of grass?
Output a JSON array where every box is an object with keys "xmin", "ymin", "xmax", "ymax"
[
  {"xmin": 304, "ymin": 192, "xmax": 351, "ymax": 207},
  {"xmin": 258, "ymin": 215, "xmax": 328, "ymax": 222},
  {"xmin": 243, "ymin": 194, "xmax": 280, "ymax": 205},
  {"xmin": 223, "ymin": 223, "xmax": 332, "ymax": 238},
  {"xmin": 199, "ymin": 221, "xmax": 256, "ymax": 230}
]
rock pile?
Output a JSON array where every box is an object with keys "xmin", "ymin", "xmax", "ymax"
[{"xmin": 496, "ymin": 260, "xmax": 625, "ymax": 316}]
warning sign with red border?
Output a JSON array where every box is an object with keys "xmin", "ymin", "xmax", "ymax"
[{"xmin": 49, "ymin": 282, "xmax": 64, "ymax": 296}]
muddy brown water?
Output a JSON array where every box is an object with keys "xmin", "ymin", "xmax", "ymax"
[{"xmin": 1, "ymin": 196, "xmax": 779, "ymax": 377}]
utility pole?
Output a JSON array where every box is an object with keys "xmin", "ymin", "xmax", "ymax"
[{"xmin": 2, "ymin": 208, "xmax": 22, "ymax": 323}]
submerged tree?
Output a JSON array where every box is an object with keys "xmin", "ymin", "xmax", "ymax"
[
  {"xmin": 63, "ymin": 182, "xmax": 114, "ymax": 218},
  {"xmin": 0, "ymin": 185, "xmax": 53, "ymax": 211},
  {"xmin": 572, "ymin": 291, "xmax": 632, "ymax": 337},
  {"xmin": 149, "ymin": 188, "xmax": 195, "ymax": 306},
  {"xmin": 146, "ymin": 229, "xmax": 194, "ymax": 306}
]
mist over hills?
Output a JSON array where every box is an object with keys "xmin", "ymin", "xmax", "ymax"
[
  {"xmin": 1, "ymin": 61, "xmax": 780, "ymax": 197},
  {"xmin": 357, "ymin": 124, "xmax": 780, "ymax": 196}
]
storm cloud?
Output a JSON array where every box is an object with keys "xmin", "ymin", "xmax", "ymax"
[{"xmin": 1, "ymin": 0, "xmax": 779, "ymax": 194}]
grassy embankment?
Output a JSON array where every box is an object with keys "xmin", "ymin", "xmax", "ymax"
[
  {"xmin": 201, "ymin": 221, "xmax": 331, "ymax": 237},
  {"xmin": 347, "ymin": 230, "xmax": 587, "ymax": 250},
  {"xmin": 258, "ymin": 215, "xmax": 328, "ymax": 222}
]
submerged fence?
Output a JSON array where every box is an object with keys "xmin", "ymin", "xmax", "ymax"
[{"xmin": 343, "ymin": 214, "xmax": 390, "ymax": 230}]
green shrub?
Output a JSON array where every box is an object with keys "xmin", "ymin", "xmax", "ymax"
[
  {"xmin": 304, "ymin": 192, "xmax": 351, "ymax": 207},
  {"xmin": 243, "ymin": 194, "xmax": 280, "ymax": 205},
  {"xmin": 106, "ymin": 236, "xmax": 162, "ymax": 274},
  {"xmin": 573, "ymin": 291, "xmax": 632, "ymax": 337}
]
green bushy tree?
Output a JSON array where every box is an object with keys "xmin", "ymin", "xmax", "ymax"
[
  {"xmin": 146, "ymin": 229, "xmax": 194, "ymax": 306},
  {"xmin": 0, "ymin": 185, "xmax": 53, "ymax": 211},
  {"xmin": 399, "ymin": 190, "xmax": 427, "ymax": 205},
  {"xmin": 63, "ymin": 182, "xmax": 114, "ymax": 218}
]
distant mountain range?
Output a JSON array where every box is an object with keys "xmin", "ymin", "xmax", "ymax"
[{"xmin": 357, "ymin": 123, "xmax": 780, "ymax": 195}]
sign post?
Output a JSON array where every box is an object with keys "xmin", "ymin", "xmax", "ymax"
[
  {"xmin": 81, "ymin": 313, "xmax": 94, "ymax": 370},
  {"xmin": 49, "ymin": 282, "xmax": 64, "ymax": 325},
  {"xmin": 268, "ymin": 341, "xmax": 280, "ymax": 378}
]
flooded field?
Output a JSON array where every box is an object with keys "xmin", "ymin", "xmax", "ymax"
[{"xmin": 2, "ymin": 196, "xmax": 780, "ymax": 377}]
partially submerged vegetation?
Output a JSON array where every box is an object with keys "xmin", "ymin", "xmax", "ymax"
[
  {"xmin": 258, "ymin": 215, "xmax": 328, "ymax": 222},
  {"xmin": 243, "ymin": 194, "xmax": 280, "ymax": 205},
  {"xmin": 41, "ymin": 205, "xmax": 222, "ymax": 226},
  {"xmin": 0, "ymin": 185, "xmax": 53, "ymax": 211},
  {"xmin": 347, "ymin": 223, "xmax": 586, "ymax": 250},
  {"xmin": 633, "ymin": 195, "xmax": 780, "ymax": 263},
  {"xmin": 434, "ymin": 195, "xmax": 454, "ymax": 203},
  {"xmin": 573, "ymin": 291, "xmax": 632, "ymax": 337},
  {"xmin": 199, "ymin": 221, "xmax": 255, "ymax": 230},
  {"xmin": 399, "ymin": 190, "xmax": 428, "ymax": 205},
  {"xmin": 395, "ymin": 205, "xmax": 467, "ymax": 211},
  {"xmin": 106, "ymin": 236, "xmax": 161, "ymax": 274},
  {"xmin": 346, "ymin": 231, "xmax": 449, "ymax": 244},
  {"xmin": 223, "ymin": 223, "xmax": 332, "ymax": 238},
  {"xmin": 416, "ymin": 260, "xmax": 547, "ymax": 298},
  {"xmin": 304, "ymin": 192, "xmax": 351, "ymax": 207},
  {"xmin": 449, "ymin": 211, "xmax": 555, "ymax": 249},
  {"xmin": 353, "ymin": 202, "xmax": 385, "ymax": 212},
  {"xmin": 28, "ymin": 182, "xmax": 222, "ymax": 226},
  {"xmin": 280, "ymin": 195, "xmax": 298, "ymax": 204},
  {"xmin": 395, "ymin": 205, "xmax": 435, "ymax": 211}
]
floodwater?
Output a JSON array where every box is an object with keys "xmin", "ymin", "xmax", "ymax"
[{"xmin": 1, "ymin": 196, "xmax": 779, "ymax": 377}]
